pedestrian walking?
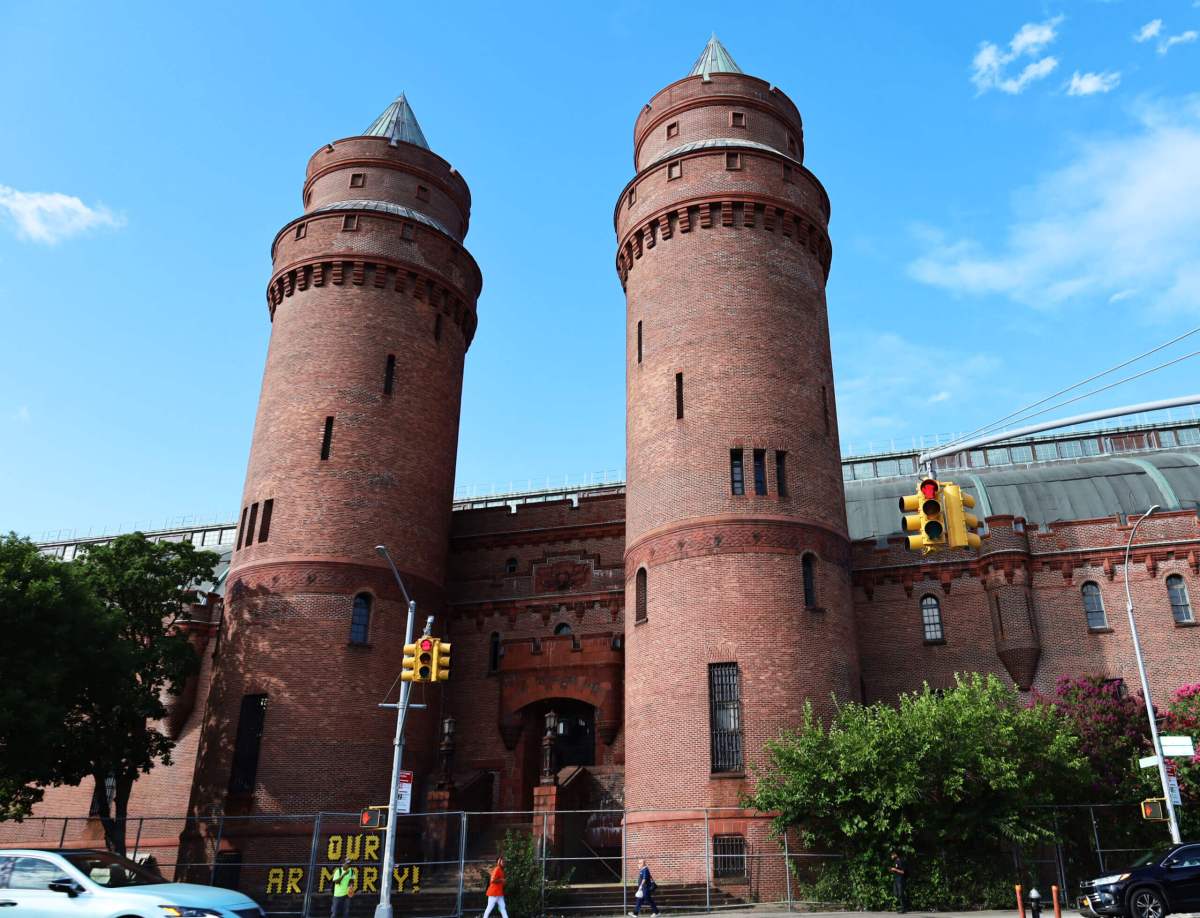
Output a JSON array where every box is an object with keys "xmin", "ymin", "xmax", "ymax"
[
  {"xmin": 482, "ymin": 855, "xmax": 509, "ymax": 918},
  {"xmin": 629, "ymin": 857, "xmax": 659, "ymax": 917},
  {"xmin": 888, "ymin": 851, "xmax": 908, "ymax": 914},
  {"xmin": 330, "ymin": 854, "xmax": 357, "ymax": 918}
]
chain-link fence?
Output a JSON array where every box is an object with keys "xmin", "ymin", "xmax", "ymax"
[{"xmin": 0, "ymin": 802, "xmax": 1177, "ymax": 916}]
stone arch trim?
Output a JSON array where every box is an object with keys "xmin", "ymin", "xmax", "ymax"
[{"xmin": 497, "ymin": 665, "xmax": 622, "ymax": 750}]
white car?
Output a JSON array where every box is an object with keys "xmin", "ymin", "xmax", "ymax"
[{"xmin": 0, "ymin": 849, "xmax": 264, "ymax": 918}]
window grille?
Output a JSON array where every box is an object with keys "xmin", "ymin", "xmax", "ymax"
[
  {"xmin": 709, "ymin": 663, "xmax": 743, "ymax": 772},
  {"xmin": 802, "ymin": 554, "xmax": 817, "ymax": 608},
  {"xmin": 350, "ymin": 593, "xmax": 371, "ymax": 644},
  {"xmin": 730, "ymin": 449, "xmax": 745, "ymax": 495},
  {"xmin": 228, "ymin": 694, "xmax": 268, "ymax": 794},
  {"xmin": 713, "ymin": 835, "xmax": 747, "ymax": 879},
  {"xmin": 635, "ymin": 568, "xmax": 648, "ymax": 623},
  {"xmin": 1168, "ymin": 574, "xmax": 1193, "ymax": 624},
  {"xmin": 921, "ymin": 595, "xmax": 944, "ymax": 641},
  {"xmin": 1082, "ymin": 582, "xmax": 1106, "ymax": 629}
]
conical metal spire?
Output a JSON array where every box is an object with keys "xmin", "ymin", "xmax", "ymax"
[
  {"xmin": 363, "ymin": 93, "xmax": 430, "ymax": 149},
  {"xmin": 688, "ymin": 34, "xmax": 742, "ymax": 79}
]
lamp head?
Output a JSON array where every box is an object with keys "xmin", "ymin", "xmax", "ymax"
[{"xmin": 375, "ymin": 545, "xmax": 388, "ymax": 556}]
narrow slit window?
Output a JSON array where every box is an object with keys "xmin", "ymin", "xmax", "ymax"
[
  {"xmin": 349, "ymin": 593, "xmax": 371, "ymax": 644},
  {"xmin": 775, "ymin": 450, "xmax": 788, "ymax": 497},
  {"xmin": 668, "ymin": 161, "xmax": 682, "ymax": 181},
  {"xmin": 635, "ymin": 568, "xmax": 648, "ymax": 623},
  {"xmin": 675, "ymin": 372, "xmax": 684, "ymax": 419},
  {"xmin": 994, "ymin": 592, "xmax": 1005, "ymax": 636},
  {"xmin": 228, "ymin": 694, "xmax": 268, "ymax": 794},
  {"xmin": 1082, "ymin": 582, "xmax": 1106, "ymax": 629},
  {"xmin": 401, "ymin": 222, "xmax": 415, "ymax": 241},
  {"xmin": 628, "ymin": 188, "xmax": 637, "ymax": 208},
  {"xmin": 434, "ymin": 313, "xmax": 443, "ymax": 341},
  {"xmin": 245, "ymin": 502, "xmax": 259, "ymax": 547},
  {"xmin": 384, "ymin": 354, "xmax": 396, "ymax": 395},
  {"xmin": 637, "ymin": 321, "xmax": 643, "ymax": 364},
  {"xmin": 726, "ymin": 152, "xmax": 742, "ymax": 170},
  {"xmin": 802, "ymin": 553, "xmax": 817, "ymax": 608},
  {"xmin": 753, "ymin": 449, "xmax": 767, "ymax": 495},
  {"xmin": 730, "ymin": 449, "xmax": 745, "ymax": 495},
  {"xmin": 236, "ymin": 506, "xmax": 248, "ymax": 550},
  {"xmin": 257, "ymin": 499, "xmax": 274, "ymax": 544},
  {"xmin": 505, "ymin": 557, "xmax": 518, "ymax": 574},
  {"xmin": 341, "ymin": 214, "xmax": 358, "ymax": 231},
  {"xmin": 294, "ymin": 223, "xmax": 306, "ymax": 240},
  {"xmin": 350, "ymin": 172, "xmax": 365, "ymax": 188},
  {"xmin": 417, "ymin": 185, "xmax": 430, "ymax": 201},
  {"xmin": 320, "ymin": 416, "xmax": 334, "ymax": 460},
  {"xmin": 730, "ymin": 111, "xmax": 746, "ymax": 128},
  {"xmin": 821, "ymin": 385, "xmax": 831, "ymax": 435},
  {"xmin": 666, "ymin": 121, "xmax": 679, "ymax": 138},
  {"xmin": 1167, "ymin": 574, "xmax": 1193, "ymax": 624},
  {"xmin": 489, "ymin": 632, "xmax": 501, "ymax": 672},
  {"xmin": 709, "ymin": 663, "xmax": 743, "ymax": 772},
  {"xmin": 782, "ymin": 164, "xmax": 793, "ymax": 183}
]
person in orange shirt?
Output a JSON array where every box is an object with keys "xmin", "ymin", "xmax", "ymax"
[{"xmin": 482, "ymin": 855, "xmax": 509, "ymax": 918}]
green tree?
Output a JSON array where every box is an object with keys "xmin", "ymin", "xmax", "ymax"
[
  {"xmin": 72, "ymin": 533, "xmax": 219, "ymax": 855},
  {"xmin": 749, "ymin": 673, "xmax": 1088, "ymax": 909},
  {"xmin": 0, "ymin": 535, "xmax": 113, "ymax": 820},
  {"xmin": 477, "ymin": 829, "xmax": 573, "ymax": 918}
]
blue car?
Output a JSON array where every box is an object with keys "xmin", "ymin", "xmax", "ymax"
[{"xmin": 0, "ymin": 848, "xmax": 264, "ymax": 918}]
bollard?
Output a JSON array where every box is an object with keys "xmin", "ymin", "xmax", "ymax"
[
  {"xmin": 1016, "ymin": 884, "xmax": 1026, "ymax": 918},
  {"xmin": 1052, "ymin": 885, "xmax": 1062, "ymax": 918},
  {"xmin": 1030, "ymin": 887, "xmax": 1043, "ymax": 918}
]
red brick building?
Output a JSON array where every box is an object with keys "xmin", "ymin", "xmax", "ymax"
[{"xmin": 10, "ymin": 34, "xmax": 1200, "ymax": 904}]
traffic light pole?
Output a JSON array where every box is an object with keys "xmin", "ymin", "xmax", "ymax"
[
  {"xmin": 1122, "ymin": 508, "xmax": 1182, "ymax": 845},
  {"xmin": 374, "ymin": 545, "xmax": 432, "ymax": 918}
]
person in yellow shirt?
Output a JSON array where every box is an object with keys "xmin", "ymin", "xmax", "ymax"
[{"xmin": 331, "ymin": 854, "xmax": 357, "ymax": 918}]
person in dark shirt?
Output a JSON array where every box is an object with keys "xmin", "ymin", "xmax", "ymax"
[
  {"xmin": 889, "ymin": 851, "xmax": 909, "ymax": 913},
  {"xmin": 629, "ymin": 858, "xmax": 659, "ymax": 917}
]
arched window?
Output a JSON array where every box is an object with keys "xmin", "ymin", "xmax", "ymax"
[
  {"xmin": 1168, "ymin": 574, "xmax": 1194, "ymax": 624},
  {"xmin": 635, "ymin": 568, "xmax": 648, "ymax": 623},
  {"xmin": 349, "ymin": 593, "xmax": 371, "ymax": 644},
  {"xmin": 489, "ymin": 632, "xmax": 501, "ymax": 672},
  {"xmin": 802, "ymin": 554, "xmax": 817, "ymax": 608},
  {"xmin": 1081, "ymin": 582, "xmax": 1106, "ymax": 630},
  {"xmin": 920, "ymin": 595, "xmax": 944, "ymax": 642},
  {"xmin": 554, "ymin": 622, "xmax": 573, "ymax": 636}
]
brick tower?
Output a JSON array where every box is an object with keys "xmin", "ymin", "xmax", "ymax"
[
  {"xmin": 188, "ymin": 95, "xmax": 481, "ymax": 824},
  {"xmin": 617, "ymin": 38, "xmax": 860, "ymax": 869}
]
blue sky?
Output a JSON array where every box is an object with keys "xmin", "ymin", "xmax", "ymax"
[{"xmin": 2, "ymin": 1, "xmax": 1199, "ymax": 538}]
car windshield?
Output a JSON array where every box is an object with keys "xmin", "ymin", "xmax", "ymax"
[
  {"xmin": 1126, "ymin": 849, "xmax": 1168, "ymax": 870},
  {"xmin": 61, "ymin": 851, "xmax": 167, "ymax": 887}
]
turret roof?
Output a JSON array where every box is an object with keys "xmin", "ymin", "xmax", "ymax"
[
  {"xmin": 364, "ymin": 93, "xmax": 429, "ymax": 149},
  {"xmin": 688, "ymin": 34, "xmax": 742, "ymax": 78}
]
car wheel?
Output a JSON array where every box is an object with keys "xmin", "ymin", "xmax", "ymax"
[{"xmin": 1129, "ymin": 887, "xmax": 1167, "ymax": 918}]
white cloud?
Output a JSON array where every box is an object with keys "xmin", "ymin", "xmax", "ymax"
[
  {"xmin": 0, "ymin": 185, "xmax": 124, "ymax": 244},
  {"xmin": 12, "ymin": 406, "xmax": 31, "ymax": 424},
  {"xmin": 972, "ymin": 16, "xmax": 1063, "ymax": 95},
  {"xmin": 1108, "ymin": 289, "xmax": 1137, "ymax": 303},
  {"xmin": 1135, "ymin": 19, "xmax": 1163, "ymax": 43},
  {"xmin": 1159, "ymin": 30, "xmax": 1198, "ymax": 54},
  {"xmin": 908, "ymin": 96, "xmax": 1200, "ymax": 317},
  {"xmin": 1067, "ymin": 70, "xmax": 1121, "ymax": 96}
]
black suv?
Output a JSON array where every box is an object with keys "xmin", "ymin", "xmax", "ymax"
[{"xmin": 1079, "ymin": 843, "xmax": 1200, "ymax": 918}]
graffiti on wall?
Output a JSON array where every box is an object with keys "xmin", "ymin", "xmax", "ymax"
[{"xmin": 264, "ymin": 833, "xmax": 421, "ymax": 895}]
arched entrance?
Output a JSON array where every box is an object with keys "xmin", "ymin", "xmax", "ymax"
[{"xmin": 517, "ymin": 698, "xmax": 596, "ymax": 809}]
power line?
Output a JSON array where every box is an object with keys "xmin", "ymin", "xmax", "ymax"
[{"xmin": 937, "ymin": 323, "xmax": 1200, "ymax": 450}]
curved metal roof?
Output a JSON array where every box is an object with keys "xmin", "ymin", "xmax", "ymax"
[
  {"xmin": 648, "ymin": 137, "xmax": 800, "ymax": 168},
  {"xmin": 309, "ymin": 199, "xmax": 452, "ymax": 236},
  {"xmin": 845, "ymin": 451, "xmax": 1200, "ymax": 541}
]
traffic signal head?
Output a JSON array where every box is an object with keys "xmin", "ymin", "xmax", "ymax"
[
  {"xmin": 899, "ymin": 493, "xmax": 924, "ymax": 550},
  {"xmin": 401, "ymin": 642, "xmax": 419, "ymax": 682},
  {"xmin": 417, "ymin": 637, "xmax": 434, "ymax": 682},
  {"xmin": 942, "ymin": 482, "xmax": 983, "ymax": 550},
  {"xmin": 360, "ymin": 806, "xmax": 387, "ymax": 828},
  {"xmin": 433, "ymin": 640, "xmax": 451, "ymax": 682},
  {"xmin": 919, "ymin": 479, "xmax": 946, "ymax": 547},
  {"xmin": 1140, "ymin": 798, "xmax": 1166, "ymax": 821}
]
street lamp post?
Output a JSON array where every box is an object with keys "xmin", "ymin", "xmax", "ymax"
[
  {"xmin": 373, "ymin": 545, "xmax": 427, "ymax": 918},
  {"xmin": 1122, "ymin": 506, "xmax": 1182, "ymax": 844}
]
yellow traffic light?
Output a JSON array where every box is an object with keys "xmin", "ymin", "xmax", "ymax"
[
  {"xmin": 943, "ymin": 482, "xmax": 982, "ymax": 550},
  {"xmin": 1140, "ymin": 798, "xmax": 1166, "ymax": 821},
  {"xmin": 919, "ymin": 478, "xmax": 946, "ymax": 550},
  {"xmin": 899, "ymin": 492, "xmax": 925, "ymax": 551},
  {"xmin": 416, "ymin": 637, "xmax": 435, "ymax": 682},
  {"xmin": 401, "ymin": 642, "xmax": 419, "ymax": 682},
  {"xmin": 433, "ymin": 640, "xmax": 451, "ymax": 682}
]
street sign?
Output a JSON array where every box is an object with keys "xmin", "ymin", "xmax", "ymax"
[
  {"xmin": 396, "ymin": 770, "xmax": 413, "ymax": 814},
  {"xmin": 1139, "ymin": 755, "xmax": 1160, "ymax": 769},
  {"xmin": 1161, "ymin": 735, "xmax": 1195, "ymax": 757},
  {"xmin": 1167, "ymin": 775, "xmax": 1182, "ymax": 807}
]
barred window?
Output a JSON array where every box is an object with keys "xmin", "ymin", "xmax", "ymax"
[
  {"xmin": 921, "ymin": 594, "xmax": 944, "ymax": 642},
  {"xmin": 350, "ymin": 593, "xmax": 371, "ymax": 644},
  {"xmin": 1082, "ymin": 581, "xmax": 1106, "ymax": 630},
  {"xmin": 1168, "ymin": 574, "xmax": 1193, "ymax": 624},
  {"xmin": 228, "ymin": 694, "xmax": 268, "ymax": 794},
  {"xmin": 713, "ymin": 834, "xmax": 747, "ymax": 879},
  {"xmin": 709, "ymin": 663, "xmax": 743, "ymax": 772},
  {"xmin": 635, "ymin": 567, "xmax": 648, "ymax": 623},
  {"xmin": 802, "ymin": 553, "xmax": 817, "ymax": 608}
]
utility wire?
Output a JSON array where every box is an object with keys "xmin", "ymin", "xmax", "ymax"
[
  {"xmin": 953, "ymin": 348, "xmax": 1200, "ymax": 447},
  {"xmin": 936, "ymin": 323, "xmax": 1200, "ymax": 450}
]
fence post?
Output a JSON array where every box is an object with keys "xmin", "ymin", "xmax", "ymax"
[
  {"xmin": 783, "ymin": 831, "xmax": 792, "ymax": 912},
  {"xmin": 621, "ymin": 809, "xmax": 628, "ymax": 918},
  {"xmin": 1053, "ymin": 809, "xmax": 1067, "ymax": 895},
  {"xmin": 209, "ymin": 815, "xmax": 225, "ymax": 886},
  {"xmin": 540, "ymin": 812, "xmax": 548, "ymax": 918},
  {"xmin": 301, "ymin": 813, "xmax": 323, "ymax": 918},
  {"xmin": 59, "ymin": 817, "xmax": 68, "ymax": 848},
  {"xmin": 132, "ymin": 818, "xmax": 144, "ymax": 862},
  {"xmin": 1089, "ymin": 806, "xmax": 1105, "ymax": 874},
  {"xmin": 704, "ymin": 808, "xmax": 711, "ymax": 913},
  {"xmin": 455, "ymin": 812, "xmax": 468, "ymax": 918}
]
